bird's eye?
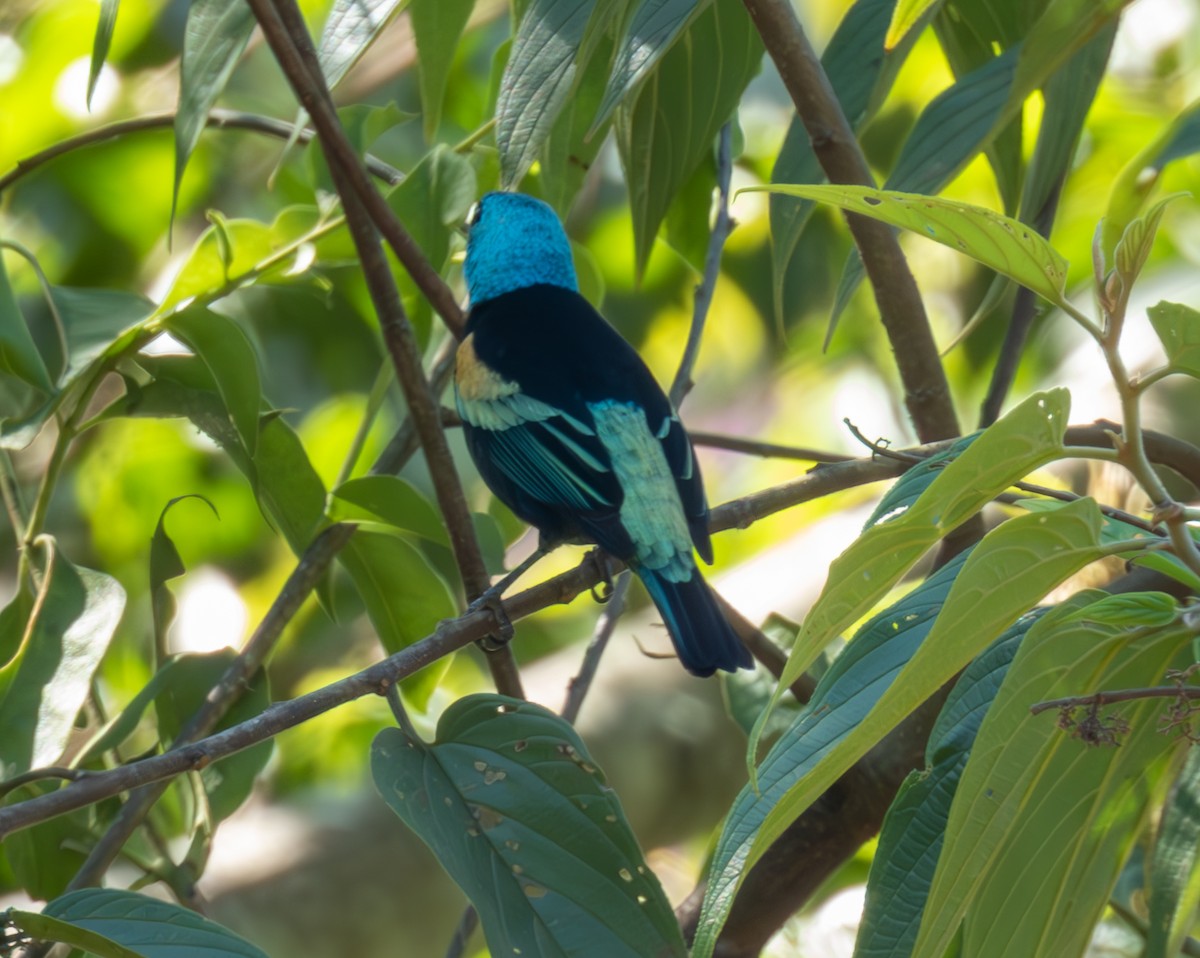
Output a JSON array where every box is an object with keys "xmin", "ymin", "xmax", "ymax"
[{"xmin": 466, "ymin": 202, "xmax": 482, "ymax": 228}]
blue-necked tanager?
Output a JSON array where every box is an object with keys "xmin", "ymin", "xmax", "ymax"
[{"xmin": 453, "ymin": 191, "xmax": 752, "ymax": 677}]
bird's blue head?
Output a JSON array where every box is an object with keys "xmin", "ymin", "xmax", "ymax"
[{"xmin": 463, "ymin": 192, "xmax": 579, "ymax": 305}]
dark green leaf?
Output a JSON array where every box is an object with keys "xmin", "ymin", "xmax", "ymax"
[
  {"xmin": 154, "ymin": 651, "xmax": 273, "ymax": 823},
  {"xmin": 0, "ymin": 547, "xmax": 125, "ymax": 776},
  {"xmin": 329, "ymin": 475, "xmax": 447, "ymax": 543},
  {"xmin": 496, "ymin": 0, "xmax": 596, "ymax": 187},
  {"xmin": 1146, "ymin": 748, "xmax": 1200, "ymax": 958},
  {"xmin": 0, "ymin": 585, "xmax": 31, "ymax": 673},
  {"xmin": 34, "ymin": 888, "xmax": 269, "ymax": 957},
  {"xmin": 73, "ymin": 663, "xmax": 188, "ymax": 766},
  {"xmin": 1148, "ymin": 301, "xmax": 1200, "ymax": 379},
  {"xmin": 174, "ymin": 0, "xmax": 256, "ymax": 220},
  {"xmin": 386, "ymin": 145, "xmax": 477, "ymax": 272},
  {"xmin": 48, "ymin": 286, "xmax": 154, "ymax": 385},
  {"xmin": 4, "ymin": 780, "xmax": 94, "ymax": 900},
  {"xmin": 87, "ymin": 0, "xmax": 120, "ymax": 109},
  {"xmin": 251, "ymin": 414, "xmax": 327, "ymax": 555},
  {"xmin": 594, "ymin": 0, "xmax": 710, "ymax": 128},
  {"xmin": 0, "ymin": 247, "xmax": 53, "ymax": 391},
  {"xmin": 372, "ymin": 694, "xmax": 687, "ymax": 957},
  {"xmin": 863, "ymin": 434, "xmax": 979, "ymax": 529},
  {"xmin": 411, "ymin": 0, "xmax": 476, "ymax": 140},
  {"xmin": 166, "ymin": 307, "xmax": 262, "ymax": 456},
  {"xmin": 616, "ymin": 0, "xmax": 763, "ymax": 277}
]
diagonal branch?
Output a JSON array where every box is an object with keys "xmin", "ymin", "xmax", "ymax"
[{"xmin": 740, "ymin": 0, "xmax": 960, "ymax": 443}]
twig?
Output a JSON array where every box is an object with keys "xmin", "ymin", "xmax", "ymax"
[
  {"xmin": 689, "ymin": 431, "xmax": 853, "ymax": 464},
  {"xmin": 1030, "ymin": 686, "xmax": 1200, "ymax": 716},
  {"xmin": 248, "ymin": 0, "xmax": 519, "ymax": 697},
  {"xmin": 739, "ymin": 0, "xmax": 960, "ymax": 443},
  {"xmin": 0, "ymin": 109, "xmax": 405, "ymax": 194},
  {"xmin": 442, "ymin": 906, "xmax": 479, "ymax": 958},
  {"xmin": 561, "ymin": 573, "xmax": 632, "ymax": 723},
  {"xmin": 0, "ymin": 767, "xmax": 93, "ymax": 800},
  {"xmin": 0, "ymin": 449, "xmax": 932, "ymax": 841},
  {"xmin": 671, "ymin": 122, "xmax": 734, "ymax": 408},
  {"xmin": 716, "ymin": 595, "xmax": 817, "ymax": 705},
  {"xmin": 62, "ymin": 522, "xmax": 357, "ymax": 891}
]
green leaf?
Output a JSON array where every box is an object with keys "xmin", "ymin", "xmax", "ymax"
[
  {"xmin": 912, "ymin": 595, "xmax": 1194, "ymax": 958},
  {"xmin": 0, "ymin": 585, "xmax": 31, "ymax": 673},
  {"xmin": 338, "ymin": 529, "xmax": 456, "ymax": 710},
  {"xmin": 166, "ymin": 308, "xmax": 262, "ymax": 455},
  {"xmin": 386, "ymin": 145, "xmax": 477, "ymax": 273},
  {"xmin": 154, "ymin": 651, "xmax": 273, "ymax": 823},
  {"xmin": 0, "ymin": 247, "xmax": 53, "ymax": 392},
  {"xmin": 73, "ymin": 662, "xmax": 187, "ymax": 766},
  {"xmin": 752, "ymin": 184, "xmax": 1070, "ymax": 310},
  {"xmin": 329, "ymin": 475, "xmax": 447, "ymax": 543},
  {"xmin": 1148, "ymin": 301, "xmax": 1200, "ymax": 379},
  {"xmin": 0, "ymin": 546, "xmax": 126, "ymax": 776},
  {"xmin": 411, "ymin": 0, "xmax": 476, "ymax": 140},
  {"xmin": 174, "ymin": 0, "xmax": 255, "ymax": 221},
  {"xmin": 775, "ymin": 389, "xmax": 1069, "ymax": 696},
  {"xmin": 317, "ymin": 0, "xmax": 412, "ymax": 90},
  {"xmin": 252, "ymin": 414, "xmax": 327, "ymax": 555},
  {"xmin": 863, "ymin": 434, "xmax": 978, "ymax": 529},
  {"xmin": 1114, "ymin": 194, "xmax": 1189, "ymax": 291},
  {"xmin": 87, "ymin": 0, "xmax": 120, "ymax": 109},
  {"xmin": 1146, "ymin": 748, "xmax": 1200, "ymax": 958},
  {"xmin": 150, "ymin": 495, "xmax": 220, "ymax": 664},
  {"xmin": 616, "ymin": 0, "xmax": 763, "ymax": 277},
  {"xmin": 31, "ymin": 888, "xmax": 269, "ymax": 957},
  {"xmin": 496, "ymin": 0, "xmax": 596, "ymax": 188},
  {"xmin": 372, "ymin": 694, "xmax": 688, "ymax": 957},
  {"xmin": 770, "ymin": 0, "xmax": 921, "ymax": 323},
  {"xmin": 593, "ymin": 0, "xmax": 711, "ymax": 128},
  {"xmin": 48, "ymin": 286, "xmax": 155, "ymax": 385},
  {"xmin": 886, "ymin": 0, "xmax": 940, "ymax": 49}
]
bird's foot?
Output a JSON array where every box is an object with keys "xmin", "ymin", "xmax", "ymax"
[
  {"xmin": 476, "ymin": 592, "xmax": 515, "ymax": 651},
  {"xmin": 587, "ymin": 550, "xmax": 619, "ymax": 604}
]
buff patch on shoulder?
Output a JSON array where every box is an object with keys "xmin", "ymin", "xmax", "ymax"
[{"xmin": 456, "ymin": 333, "xmax": 520, "ymax": 403}]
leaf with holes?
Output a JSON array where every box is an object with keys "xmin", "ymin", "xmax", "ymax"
[{"xmin": 373, "ymin": 695, "xmax": 687, "ymax": 957}]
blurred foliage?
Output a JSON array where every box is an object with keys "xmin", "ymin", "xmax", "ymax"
[{"xmin": 1, "ymin": 0, "xmax": 1200, "ymax": 956}]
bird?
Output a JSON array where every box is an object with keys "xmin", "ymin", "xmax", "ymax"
[{"xmin": 453, "ymin": 190, "xmax": 752, "ymax": 677}]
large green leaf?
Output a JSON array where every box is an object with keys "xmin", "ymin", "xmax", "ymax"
[
  {"xmin": 695, "ymin": 494, "xmax": 1106, "ymax": 957},
  {"xmin": 495, "ymin": 0, "xmax": 596, "ymax": 187},
  {"xmin": 753, "ymin": 185, "xmax": 1071, "ymax": 311},
  {"xmin": 316, "ymin": 0, "xmax": 413, "ymax": 91},
  {"xmin": 166, "ymin": 307, "xmax": 262, "ymax": 456},
  {"xmin": 616, "ymin": 0, "xmax": 763, "ymax": 276},
  {"xmin": 86, "ymin": 0, "xmax": 120, "ymax": 108},
  {"xmin": 20, "ymin": 888, "xmax": 269, "ymax": 957},
  {"xmin": 913, "ymin": 593, "xmax": 1194, "ymax": 957},
  {"xmin": 328, "ymin": 475, "xmax": 447, "ymax": 542},
  {"xmin": 372, "ymin": 694, "xmax": 687, "ymax": 957},
  {"xmin": 1146, "ymin": 747, "xmax": 1200, "ymax": 958},
  {"xmin": 853, "ymin": 606, "xmax": 1051, "ymax": 958},
  {"xmin": 0, "ymin": 546, "xmax": 126, "ymax": 776},
  {"xmin": 411, "ymin": 0, "xmax": 477, "ymax": 140},
  {"xmin": 173, "ymin": 0, "xmax": 255, "ymax": 218}
]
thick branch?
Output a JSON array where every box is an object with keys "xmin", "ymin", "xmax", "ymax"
[{"xmin": 740, "ymin": 0, "xmax": 959, "ymax": 443}]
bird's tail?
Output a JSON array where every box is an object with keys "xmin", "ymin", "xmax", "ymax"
[{"xmin": 638, "ymin": 567, "xmax": 752, "ymax": 677}]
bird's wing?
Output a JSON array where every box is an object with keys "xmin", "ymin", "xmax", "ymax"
[{"xmin": 650, "ymin": 408, "xmax": 713, "ymax": 564}]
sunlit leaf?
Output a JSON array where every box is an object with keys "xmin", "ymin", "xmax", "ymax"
[
  {"xmin": 1114, "ymin": 194, "xmax": 1189, "ymax": 291},
  {"xmin": 28, "ymin": 888, "xmax": 269, "ymax": 957},
  {"xmin": 496, "ymin": 0, "xmax": 595, "ymax": 187},
  {"xmin": 1146, "ymin": 748, "xmax": 1200, "ymax": 958},
  {"xmin": 87, "ymin": 0, "xmax": 120, "ymax": 109},
  {"xmin": 0, "ymin": 544, "xmax": 126, "ymax": 776},
  {"xmin": 886, "ymin": 0, "xmax": 941, "ymax": 49},
  {"xmin": 913, "ymin": 595, "xmax": 1193, "ymax": 958},
  {"xmin": 174, "ymin": 0, "xmax": 255, "ymax": 221},
  {"xmin": 372, "ymin": 694, "xmax": 688, "ymax": 957},
  {"xmin": 753, "ymin": 185, "xmax": 1070, "ymax": 310},
  {"xmin": 616, "ymin": 0, "xmax": 763, "ymax": 276},
  {"xmin": 1148, "ymin": 301, "xmax": 1200, "ymax": 380},
  {"xmin": 411, "ymin": 0, "xmax": 476, "ymax": 140}
]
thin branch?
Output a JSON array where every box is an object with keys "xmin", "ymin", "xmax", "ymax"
[
  {"xmin": 0, "ymin": 109, "xmax": 405, "ymax": 194},
  {"xmin": 443, "ymin": 907, "xmax": 480, "ymax": 958},
  {"xmin": 561, "ymin": 573, "xmax": 632, "ymax": 723},
  {"xmin": 63, "ymin": 522, "xmax": 357, "ymax": 891},
  {"xmin": 716, "ymin": 594, "xmax": 817, "ymax": 705},
  {"xmin": 248, "ymin": 0, "xmax": 519, "ymax": 696},
  {"xmin": 689, "ymin": 431, "xmax": 853, "ymax": 463},
  {"xmin": 671, "ymin": 122, "xmax": 734, "ymax": 408},
  {"xmin": 1030, "ymin": 686, "xmax": 1200, "ymax": 716},
  {"xmin": 0, "ymin": 767, "xmax": 93, "ymax": 800},
  {"xmin": 0, "ymin": 450, "xmax": 928, "ymax": 841},
  {"xmin": 739, "ymin": 0, "xmax": 960, "ymax": 443}
]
